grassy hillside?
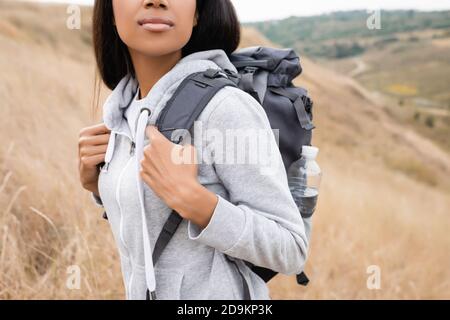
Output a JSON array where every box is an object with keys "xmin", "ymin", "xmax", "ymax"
[
  {"xmin": 0, "ymin": 1, "xmax": 120, "ymax": 299},
  {"xmin": 0, "ymin": 2, "xmax": 449, "ymax": 299}
]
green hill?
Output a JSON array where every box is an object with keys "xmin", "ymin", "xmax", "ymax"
[
  {"xmin": 248, "ymin": 10, "xmax": 450, "ymax": 152},
  {"xmin": 247, "ymin": 10, "xmax": 450, "ymax": 59}
]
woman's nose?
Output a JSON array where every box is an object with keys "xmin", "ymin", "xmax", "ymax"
[{"xmin": 143, "ymin": 0, "xmax": 168, "ymax": 9}]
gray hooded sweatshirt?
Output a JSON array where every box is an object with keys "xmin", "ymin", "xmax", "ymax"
[{"xmin": 91, "ymin": 49, "xmax": 309, "ymax": 300}]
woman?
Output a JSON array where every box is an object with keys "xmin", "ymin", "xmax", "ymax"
[{"xmin": 78, "ymin": 0, "xmax": 309, "ymax": 300}]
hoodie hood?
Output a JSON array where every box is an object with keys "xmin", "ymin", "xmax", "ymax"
[{"xmin": 100, "ymin": 49, "xmax": 238, "ymax": 297}]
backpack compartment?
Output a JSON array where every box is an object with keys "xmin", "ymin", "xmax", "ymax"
[
  {"xmin": 230, "ymin": 46, "xmax": 315, "ymax": 171},
  {"xmin": 263, "ymin": 85, "xmax": 314, "ymax": 171}
]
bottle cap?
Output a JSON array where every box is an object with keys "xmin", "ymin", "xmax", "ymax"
[{"xmin": 302, "ymin": 145, "xmax": 319, "ymax": 159}]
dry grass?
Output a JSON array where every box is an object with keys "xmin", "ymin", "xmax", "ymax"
[
  {"xmin": 0, "ymin": 1, "xmax": 121, "ymax": 299},
  {"xmin": 0, "ymin": 1, "xmax": 449, "ymax": 299},
  {"xmin": 269, "ymin": 146, "xmax": 450, "ymax": 299}
]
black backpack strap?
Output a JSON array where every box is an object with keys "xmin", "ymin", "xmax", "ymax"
[
  {"xmin": 249, "ymin": 264, "xmax": 309, "ymax": 286},
  {"xmin": 224, "ymin": 255, "xmax": 251, "ymax": 300},
  {"xmin": 239, "ymin": 66, "xmax": 261, "ymax": 104},
  {"xmin": 152, "ymin": 67, "xmax": 237, "ymax": 264},
  {"xmin": 269, "ymin": 86, "xmax": 315, "ymax": 130},
  {"xmin": 152, "ymin": 210, "xmax": 184, "ymax": 264},
  {"xmin": 146, "ymin": 69, "xmax": 238, "ymax": 300},
  {"xmin": 250, "ymin": 265, "xmax": 277, "ymax": 283},
  {"xmin": 156, "ymin": 68, "xmax": 238, "ymax": 143},
  {"xmin": 151, "ymin": 211, "xmax": 252, "ymax": 300},
  {"xmin": 146, "ymin": 209, "xmax": 183, "ymax": 300},
  {"xmin": 296, "ymin": 271, "xmax": 310, "ymax": 286}
]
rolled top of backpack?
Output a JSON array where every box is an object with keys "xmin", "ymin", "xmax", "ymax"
[{"xmin": 229, "ymin": 46, "xmax": 302, "ymax": 87}]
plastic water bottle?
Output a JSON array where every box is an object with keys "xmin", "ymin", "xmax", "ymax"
[{"xmin": 287, "ymin": 145, "xmax": 322, "ymax": 218}]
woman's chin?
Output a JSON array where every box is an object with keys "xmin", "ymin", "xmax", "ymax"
[{"xmin": 130, "ymin": 45, "xmax": 182, "ymax": 58}]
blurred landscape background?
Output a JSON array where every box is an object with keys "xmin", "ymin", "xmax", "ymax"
[{"xmin": 0, "ymin": 1, "xmax": 449, "ymax": 299}]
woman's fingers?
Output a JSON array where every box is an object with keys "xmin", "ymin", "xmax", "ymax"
[
  {"xmin": 79, "ymin": 123, "xmax": 110, "ymax": 137},
  {"xmin": 80, "ymin": 144, "xmax": 108, "ymax": 157},
  {"xmin": 79, "ymin": 134, "xmax": 110, "ymax": 159},
  {"xmin": 80, "ymin": 133, "xmax": 110, "ymax": 147},
  {"xmin": 78, "ymin": 124, "xmax": 111, "ymax": 191},
  {"xmin": 80, "ymin": 153, "xmax": 106, "ymax": 168},
  {"xmin": 91, "ymin": 133, "xmax": 111, "ymax": 145},
  {"xmin": 79, "ymin": 124, "xmax": 111, "ymax": 150}
]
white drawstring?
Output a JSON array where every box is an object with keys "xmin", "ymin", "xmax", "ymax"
[
  {"xmin": 135, "ymin": 108, "xmax": 157, "ymax": 299},
  {"xmin": 101, "ymin": 132, "xmax": 117, "ymax": 172}
]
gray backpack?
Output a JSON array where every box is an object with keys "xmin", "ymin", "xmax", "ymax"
[{"xmin": 150, "ymin": 46, "xmax": 316, "ymax": 299}]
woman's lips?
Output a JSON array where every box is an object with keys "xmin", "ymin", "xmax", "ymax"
[
  {"xmin": 141, "ymin": 23, "xmax": 173, "ymax": 32},
  {"xmin": 138, "ymin": 17, "xmax": 174, "ymax": 32}
]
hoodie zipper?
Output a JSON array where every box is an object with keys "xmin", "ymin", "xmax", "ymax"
[
  {"xmin": 130, "ymin": 141, "xmax": 136, "ymax": 156},
  {"xmin": 109, "ymin": 129, "xmax": 140, "ymax": 298},
  {"xmin": 116, "ymin": 155, "xmax": 133, "ymax": 256},
  {"xmin": 110, "ymin": 129, "xmax": 135, "ymax": 153}
]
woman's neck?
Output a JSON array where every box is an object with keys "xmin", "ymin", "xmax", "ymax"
[{"xmin": 129, "ymin": 49, "xmax": 182, "ymax": 99}]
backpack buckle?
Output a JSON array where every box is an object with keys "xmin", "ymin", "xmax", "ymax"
[
  {"xmin": 243, "ymin": 66, "xmax": 258, "ymax": 74},
  {"xmin": 223, "ymin": 68, "xmax": 239, "ymax": 78},
  {"xmin": 303, "ymin": 96, "xmax": 313, "ymax": 114},
  {"xmin": 204, "ymin": 68, "xmax": 227, "ymax": 79}
]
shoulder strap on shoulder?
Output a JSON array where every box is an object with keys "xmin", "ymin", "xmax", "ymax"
[
  {"xmin": 156, "ymin": 68, "xmax": 238, "ymax": 144},
  {"xmin": 152, "ymin": 69, "xmax": 237, "ymax": 263},
  {"xmin": 148, "ymin": 69, "xmax": 237, "ymax": 300}
]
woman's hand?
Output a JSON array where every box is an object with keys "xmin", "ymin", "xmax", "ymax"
[
  {"xmin": 78, "ymin": 123, "xmax": 111, "ymax": 197},
  {"xmin": 140, "ymin": 126, "xmax": 218, "ymax": 229}
]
